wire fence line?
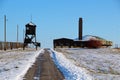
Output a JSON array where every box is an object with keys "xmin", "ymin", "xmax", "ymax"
[{"xmin": 0, "ymin": 42, "xmax": 23, "ymax": 50}]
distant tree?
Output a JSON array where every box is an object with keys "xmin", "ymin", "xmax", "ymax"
[{"xmin": 85, "ymin": 39, "xmax": 102, "ymax": 48}]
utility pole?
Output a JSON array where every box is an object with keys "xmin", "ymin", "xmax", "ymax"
[
  {"xmin": 4, "ymin": 15, "xmax": 6, "ymax": 51},
  {"xmin": 17, "ymin": 25, "xmax": 19, "ymax": 48},
  {"xmin": 23, "ymin": 29, "xmax": 24, "ymax": 42},
  {"xmin": 23, "ymin": 29, "xmax": 25, "ymax": 50},
  {"xmin": 17, "ymin": 25, "xmax": 19, "ymax": 42}
]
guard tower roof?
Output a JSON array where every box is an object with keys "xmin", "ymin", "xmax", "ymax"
[{"xmin": 26, "ymin": 22, "xmax": 36, "ymax": 26}]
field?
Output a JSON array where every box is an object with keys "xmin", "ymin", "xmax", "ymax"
[
  {"xmin": 0, "ymin": 48, "xmax": 42, "ymax": 80},
  {"xmin": 55, "ymin": 48, "xmax": 120, "ymax": 80},
  {"xmin": 0, "ymin": 48, "xmax": 120, "ymax": 80}
]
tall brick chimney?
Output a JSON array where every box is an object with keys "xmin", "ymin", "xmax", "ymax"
[{"xmin": 79, "ymin": 18, "xmax": 82, "ymax": 40}]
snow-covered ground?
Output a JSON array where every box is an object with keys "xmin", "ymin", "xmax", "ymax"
[
  {"xmin": 0, "ymin": 48, "xmax": 43, "ymax": 80},
  {"xmin": 55, "ymin": 48, "xmax": 120, "ymax": 80},
  {"xmin": 1, "ymin": 48, "xmax": 120, "ymax": 80},
  {"xmin": 50, "ymin": 49, "xmax": 93, "ymax": 80}
]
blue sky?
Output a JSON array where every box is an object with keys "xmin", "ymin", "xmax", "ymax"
[{"xmin": 0, "ymin": 0, "xmax": 120, "ymax": 48}]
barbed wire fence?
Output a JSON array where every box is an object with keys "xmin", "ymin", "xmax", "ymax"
[{"xmin": 0, "ymin": 42, "xmax": 23, "ymax": 50}]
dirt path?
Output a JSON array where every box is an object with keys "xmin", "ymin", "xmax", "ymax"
[{"xmin": 23, "ymin": 49, "xmax": 65, "ymax": 80}]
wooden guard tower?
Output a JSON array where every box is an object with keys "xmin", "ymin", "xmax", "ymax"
[{"xmin": 23, "ymin": 22, "xmax": 40, "ymax": 50}]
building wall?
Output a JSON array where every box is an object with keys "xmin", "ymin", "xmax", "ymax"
[{"xmin": 53, "ymin": 38, "xmax": 113, "ymax": 48}]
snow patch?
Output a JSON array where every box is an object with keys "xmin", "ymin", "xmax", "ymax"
[
  {"xmin": 0, "ymin": 48, "xmax": 44, "ymax": 80},
  {"xmin": 49, "ymin": 49, "xmax": 93, "ymax": 80},
  {"xmin": 57, "ymin": 48, "xmax": 120, "ymax": 80}
]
